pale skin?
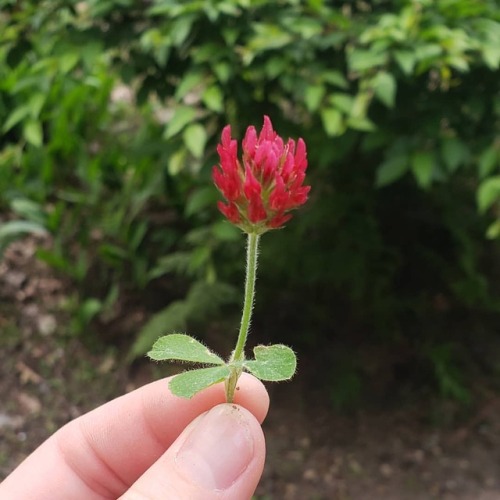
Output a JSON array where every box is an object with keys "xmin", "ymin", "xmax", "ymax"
[{"xmin": 0, "ymin": 373, "xmax": 269, "ymax": 500}]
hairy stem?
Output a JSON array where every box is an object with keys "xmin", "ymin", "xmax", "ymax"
[{"xmin": 226, "ymin": 232, "xmax": 260, "ymax": 402}]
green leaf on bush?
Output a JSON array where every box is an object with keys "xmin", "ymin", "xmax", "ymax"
[
  {"xmin": 58, "ymin": 52, "xmax": 80, "ymax": 74},
  {"xmin": 479, "ymin": 146, "xmax": 498, "ymax": 178},
  {"xmin": 168, "ymin": 148, "xmax": 187, "ymax": 175},
  {"xmin": 486, "ymin": 220, "xmax": 500, "ymax": 240},
  {"xmin": 373, "ymin": 72, "xmax": 396, "ymax": 108},
  {"xmin": 169, "ymin": 365, "xmax": 230, "ymax": 399},
  {"xmin": 411, "ymin": 151, "xmax": 435, "ymax": 188},
  {"xmin": 170, "ymin": 15, "xmax": 195, "ymax": 48},
  {"xmin": 414, "ymin": 43, "xmax": 442, "ymax": 64},
  {"xmin": 249, "ymin": 23, "xmax": 293, "ymax": 52},
  {"xmin": 322, "ymin": 70, "xmax": 348, "ymax": 89},
  {"xmin": 183, "ymin": 123, "xmax": 207, "ymax": 159},
  {"xmin": 376, "ymin": 155, "xmax": 409, "ymax": 187},
  {"xmin": 175, "ymin": 71, "xmax": 205, "ymax": 100},
  {"xmin": 329, "ymin": 93, "xmax": 353, "ymax": 114},
  {"xmin": 164, "ymin": 106, "xmax": 197, "ymax": 139},
  {"xmin": 23, "ymin": 119, "xmax": 43, "ymax": 147},
  {"xmin": 202, "ymin": 85, "xmax": 224, "ymax": 112},
  {"xmin": 482, "ymin": 45, "xmax": 500, "ymax": 70},
  {"xmin": 347, "ymin": 116, "xmax": 376, "ymax": 132},
  {"xmin": 394, "ymin": 50, "xmax": 416, "ymax": 75},
  {"xmin": 441, "ymin": 137, "xmax": 468, "ymax": 173},
  {"xmin": 3, "ymin": 105, "xmax": 30, "ymax": 132},
  {"xmin": 148, "ymin": 333, "xmax": 224, "ymax": 365},
  {"xmin": 348, "ymin": 49, "xmax": 387, "ymax": 73},
  {"xmin": 244, "ymin": 344, "xmax": 297, "ymax": 381},
  {"xmin": 321, "ymin": 108, "xmax": 344, "ymax": 137},
  {"xmin": 28, "ymin": 93, "xmax": 46, "ymax": 118},
  {"xmin": 477, "ymin": 176, "xmax": 500, "ymax": 213},
  {"xmin": 304, "ymin": 84, "xmax": 325, "ymax": 112},
  {"xmin": 351, "ymin": 91, "xmax": 371, "ymax": 119}
]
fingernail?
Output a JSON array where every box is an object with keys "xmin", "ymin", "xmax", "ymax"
[{"xmin": 175, "ymin": 404, "xmax": 254, "ymax": 490}]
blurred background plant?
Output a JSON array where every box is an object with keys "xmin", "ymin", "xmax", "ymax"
[{"xmin": 1, "ymin": 0, "xmax": 500, "ymax": 408}]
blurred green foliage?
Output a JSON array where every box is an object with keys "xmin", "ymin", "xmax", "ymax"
[{"xmin": 1, "ymin": 0, "xmax": 500, "ymax": 402}]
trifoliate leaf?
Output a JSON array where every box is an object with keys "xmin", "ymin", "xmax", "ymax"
[
  {"xmin": 169, "ymin": 365, "xmax": 231, "ymax": 399},
  {"xmin": 148, "ymin": 333, "xmax": 224, "ymax": 365},
  {"xmin": 244, "ymin": 344, "xmax": 297, "ymax": 382}
]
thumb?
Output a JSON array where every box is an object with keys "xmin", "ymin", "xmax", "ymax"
[{"xmin": 120, "ymin": 404, "xmax": 266, "ymax": 500}]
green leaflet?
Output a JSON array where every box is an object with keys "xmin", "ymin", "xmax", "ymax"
[
  {"xmin": 244, "ymin": 344, "xmax": 297, "ymax": 382},
  {"xmin": 148, "ymin": 333, "xmax": 224, "ymax": 365},
  {"xmin": 169, "ymin": 365, "xmax": 231, "ymax": 399}
]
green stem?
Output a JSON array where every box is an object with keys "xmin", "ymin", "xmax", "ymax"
[
  {"xmin": 233, "ymin": 232, "xmax": 260, "ymax": 361},
  {"xmin": 226, "ymin": 231, "xmax": 260, "ymax": 402}
]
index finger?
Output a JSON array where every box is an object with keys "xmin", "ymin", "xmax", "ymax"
[{"xmin": 0, "ymin": 373, "xmax": 269, "ymax": 500}]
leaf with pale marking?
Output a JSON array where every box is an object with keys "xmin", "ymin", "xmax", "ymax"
[
  {"xmin": 148, "ymin": 333, "xmax": 224, "ymax": 365},
  {"xmin": 244, "ymin": 344, "xmax": 297, "ymax": 381},
  {"xmin": 169, "ymin": 365, "xmax": 231, "ymax": 398}
]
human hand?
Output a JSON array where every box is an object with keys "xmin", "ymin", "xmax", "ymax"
[{"xmin": 0, "ymin": 372, "xmax": 269, "ymax": 499}]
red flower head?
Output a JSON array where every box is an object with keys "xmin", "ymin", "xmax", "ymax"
[{"xmin": 212, "ymin": 116, "xmax": 310, "ymax": 233}]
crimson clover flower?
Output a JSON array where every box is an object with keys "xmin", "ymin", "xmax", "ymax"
[
  {"xmin": 149, "ymin": 117, "xmax": 304, "ymax": 402},
  {"xmin": 212, "ymin": 115, "xmax": 310, "ymax": 234}
]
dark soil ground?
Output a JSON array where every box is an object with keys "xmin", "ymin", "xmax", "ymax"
[{"xmin": 1, "ymin": 237, "xmax": 500, "ymax": 499}]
